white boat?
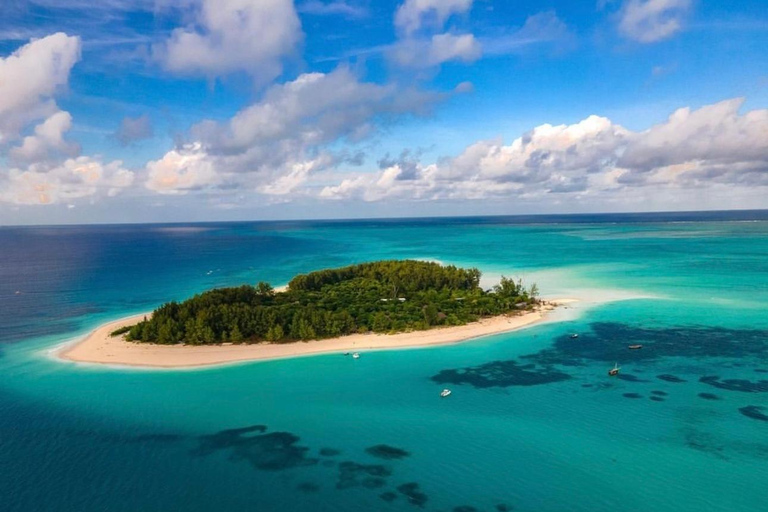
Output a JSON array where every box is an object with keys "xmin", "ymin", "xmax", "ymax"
[
  {"xmin": 352, "ymin": 352, "xmax": 360, "ymax": 359},
  {"xmin": 570, "ymin": 333, "xmax": 579, "ymax": 339},
  {"xmin": 608, "ymin": 363, "xmax": 621, "ymax": 376},
  {"xmin": 440, "ymin": 389, "xmax": 452, "ymax": 397}
]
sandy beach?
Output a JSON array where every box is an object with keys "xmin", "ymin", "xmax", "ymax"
[{"xmin": 57, "ymin": 301, "xmax": 571, "ymax": 369}]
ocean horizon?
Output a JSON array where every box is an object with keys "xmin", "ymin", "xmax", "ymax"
[
  {"xmin": 4, "ymin": 208, "xmax": 768, "ymax": 229},
  {"xmin": 2, "ymin": 211, "xmax": 767, "ymax": 511}
]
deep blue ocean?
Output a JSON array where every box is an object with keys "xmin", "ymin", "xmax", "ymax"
[{"xmin": 1, "ymin": 212, "xmax": 767, "ymax": 512}]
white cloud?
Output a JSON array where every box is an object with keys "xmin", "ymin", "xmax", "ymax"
[
  {"xmin": 0, "ymin": 33, "xmax": 81, "ymax": 143},
  {"xmin": 10, "ymin": 111, "xmax": 78, "ymax": 162},
  {"xmin": 2, "ymin": 157, "xmax": 134, "ymax": 205},
  {"xmin": 145, "ymin": 143, "xmax": 219, "ymax": 194},
  {"xmin": 389, "ymin": 1, "xmax": 480, "ymax": 70},
  {"xmin": 0, "ymin": 33, "xmax": 137, "ymax": 206},
  {"xmin": 258, "ymin": 154, "xmax": 333, "ymax": 196},
  {"xmin": 618, "ymin": 0, "xmax": 691, "ymax": 43},
  {"xmin": 391, "ymin": 33, "xmax": 481, "ymax": 68},
  {"xmin": 143, "ymin": 66, "xmax": 442, "ymax": 196},
  {"xmin": 156, "ymin": 0, "xmax": 302, "ymax": 82},
  {"xmin": 395, "ymin": 0, "xmax": 473, "ymax": 35},
  {"xmin": 617, "ymin": 98, "xmax": 768, "ymax": 185},
  {"xmin": 315, "ymin": 98, "xmax": 768, "ymax": 202}
]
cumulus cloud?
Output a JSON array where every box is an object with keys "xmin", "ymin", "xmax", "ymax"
[
  {"xmin": 388, "ymin": 0, "xmax": 480, "ymax": 69},
  {"xmin": 155, "ymin": 0, "xmax": 302, "ymax": 82},
  {"xmin": 395, "ymin": 0, "xmax": 473, "ymax": 36},
  {"xmin": 114, "ymin": 114, "xmax": 153, "ymax": 145},
  {"xmin": 258, "ymin": 154, "xmax": 333, "ymax": 196},
  {"xmin": 2, "ymin": 157, "xmax": 134, "ymax": 205},
  {"xmin": 315, "ymin": 98, "xmax": 768, "ymax": 202},
  {"xmin": 618, "ymin": 0, "xmax": 691, "ymax": 43},
  {"xmin": 0, "ymin": 33, "xmax": 135, "ymax": 206},
  {"xmin": 10, "ymin": 111, "xmax": 79, "ymax": 162},
  {"xmin": 144, "ymin": 66, "xmax": 442, "ymax": 195},
  {"xmin": 0, "ymin": 32, "xmax": 81, "ymax": 143},
  {"xmin": 617, "ymin": 98, "xmax": 768, "ymax": 185},
  {"xmin": 145, "ymin": 143, "xmax": 219, "ymax": 194}
]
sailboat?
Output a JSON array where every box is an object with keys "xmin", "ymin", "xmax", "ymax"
[{"xmin": 608, "ymin": 363, "xmax": 621, "ymax": 376}]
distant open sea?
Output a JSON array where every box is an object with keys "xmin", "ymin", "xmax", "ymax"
[{"xmin": 1, "ymin": 211, "xmax": 767, "ymax": 512}]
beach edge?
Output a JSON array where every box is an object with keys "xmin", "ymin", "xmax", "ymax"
[{"xmin": 56, "ymin": 300, "xmax": 576, "ymax": 369}]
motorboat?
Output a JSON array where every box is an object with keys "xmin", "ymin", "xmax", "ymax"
[
  {"xmin": 608, "ymin": 363, "xmax": 621, "ymax": 376},
  {"xmin": 628, "ymin": 344, "xmax": 643, "ymax": 350},
  {"xmin": 570, "ymin": 333, "xmax": 579, "ymax": 339},
  {"xmin": 440, "ymin": 389, "xmax": 452, "ymax": 397},
  {"xmin": 352, "ymin": 352, "xmax": 360, "ymax": 359}
]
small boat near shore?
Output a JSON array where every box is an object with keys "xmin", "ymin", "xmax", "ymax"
[
  {"xmin": 440, "ymin": 389, "xmax": 452, "ymax": 397},
  {"xmin": 352, "ymin": 352, "xmax": 360, "ymax": 359},
  {"xmin": 608, "ymin": 363, "xmax": 621, "ymax": 376},
  {"xmin": 628, "ymin": 344, "xmax": 643, "ymax": 350}
]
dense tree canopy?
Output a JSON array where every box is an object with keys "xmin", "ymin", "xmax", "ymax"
[{"xmin": 122, "ymin": 260, "xmax": 539, "ymax": 345}]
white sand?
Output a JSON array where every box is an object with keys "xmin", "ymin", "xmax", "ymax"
[{"xmin": 57, "ymin": 300, "xmax": 573, "ymax": 369}]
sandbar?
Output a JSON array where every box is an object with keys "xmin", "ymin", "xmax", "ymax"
[{"xmin": 57, "ymin": 300, "xmax": 573, "ymax": 369}]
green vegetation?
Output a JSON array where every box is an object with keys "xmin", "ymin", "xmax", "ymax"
[
  {"xmin": 109, "ymin": 325, "xmax": 133, "ymax": 337},
  {"xmin": 125, "ymin": 260, "xmax": 539, "ymax": 345}
]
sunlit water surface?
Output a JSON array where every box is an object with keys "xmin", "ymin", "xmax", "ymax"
[{"xmin": 1, "ymin": 212, "xmax": 767, "ymax": 512}]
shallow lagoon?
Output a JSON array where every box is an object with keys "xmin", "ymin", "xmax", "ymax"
[{"xmin": 1, "ymin": 213, "xmax": 767, "ymax": 512}]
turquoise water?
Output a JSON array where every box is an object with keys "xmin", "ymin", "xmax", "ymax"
[{"xmin": 1, "ymin": 214, "xmax": 767, "ymax": 512}]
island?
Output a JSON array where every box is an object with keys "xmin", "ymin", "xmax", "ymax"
[{"xmin": 58, "ymin": 260, "xmax": 569, "ymax": 368}]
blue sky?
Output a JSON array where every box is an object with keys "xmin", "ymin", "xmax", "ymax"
[{"xmin": 1, "ymin": 0, "xmax": 767, "ymax": 224}]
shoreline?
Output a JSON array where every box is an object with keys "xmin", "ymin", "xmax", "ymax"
[{"xmin": 56, "ymin": 300, "xmax": 574, "ymax": 369}]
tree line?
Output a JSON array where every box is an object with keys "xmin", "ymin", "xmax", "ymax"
[{"xmin": 121, "ymin": 260, "xmax": 539, "ymax": 345}]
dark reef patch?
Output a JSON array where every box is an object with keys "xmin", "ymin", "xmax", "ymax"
[
  {"xmin": 129, "ymin": 433, "xmax": 184, "ymax": 443},
  {"xmin": 651, "ymin": 390, "xmax": 668, "ymax": 396},
  {"xmin": 297, "ymin": 482, "xmax": 320, "ymax": 493},
  {"xmin": 649, "ymin": 396, "xmax": 665, "ymax": 402},
  {"xmin": 380, "ymin": 491, "xmax": 398, "ymax": 502},
  {"xmin": 755, "ymin": 369, "xmax": 768, "ymax": 374},
  {"xmin": 453, "ymin": 506, "xmax": 478, "ymax": 512},
  {"xmin": 699, "ymin": 376, "xmax": 768, "ymax": 393},
  {"xmin": 397, "ymin": 482, "xmax": 429, "ymax": 508},
  {"xmin": 617, "ymin": 374, "xmax": 650, "ymax": 383},
  {"xmin": 622, "ymin": 393, "xmax": 642, "ymax": 399},
  {"xmin": 543, "ymin": 323, "xmax": 768, "ymax": 362},
  {"xmin": 431, "ymin": 360, "xmax": 571, "ymax": 388},
  {"xmin": 319, "ymin": 448, "xmax": 341, "ymax": 457},
  {"xmin": 362, "ymin": 477, "xmax": 387, "ymax": 489},
  {"xmin": 191, "ymin": 425, "xmax": 318, "ymax": 471},
  {"xmin": 658, "ymin": 374, "xmax": 687, "ymax": 383},
  {"xmin": 365, "ymin": 444, "xmax": 410, "ymax": 460},
  {"xmin": 336, "ymin": 461, "xmax": 392, "ymax": 490},
  {"xmin": 496, "ymin": 504, "xmax": 513, "ymax": 512},
  {"xmin": 682, "ymin": 428, "xmax": 727, "ymax": 459},
  {"xmin": 698, "ymin": 393, "xmax": 720, "ymax": 400},
  {"xmin": 432, "ymin": 322, "xmax": 767, "ymax": 390},
  {"xmin": 522, "ymin": 323, "xmax": 768, "ymax": 370},
  {"xmin": 581, "ymin": 383, "xmax": 594, "ymax": 388},
  {"xmin": 739, "ymin": 406, "xmax": 768, "ymax": 422}
]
